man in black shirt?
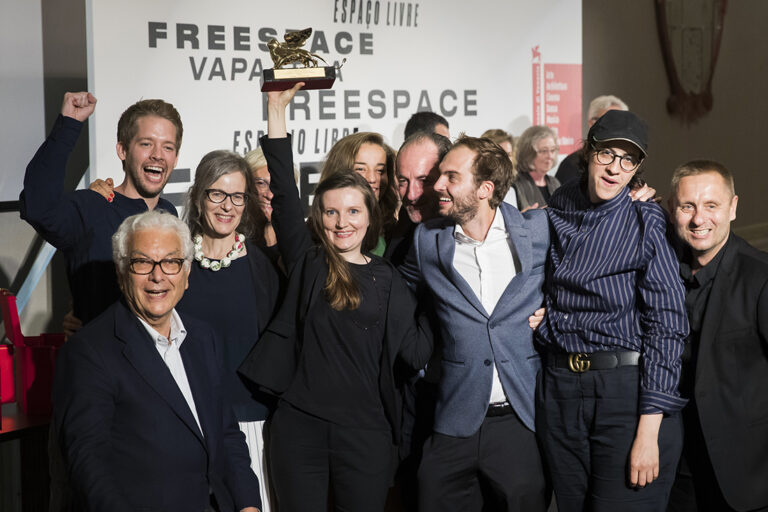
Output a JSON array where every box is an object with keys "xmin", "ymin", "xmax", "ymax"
[{"xmin": 667, "ymin": 160, "xmax": 768, "ymax": 512}]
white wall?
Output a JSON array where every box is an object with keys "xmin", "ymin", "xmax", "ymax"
[{"xmin": 0, "ymin": 0, "xmax": 45, "ymax": 202}]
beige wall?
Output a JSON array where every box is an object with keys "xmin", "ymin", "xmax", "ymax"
[{"xmin": 583, "ymin": 0, "xmax": 768, "ymax": 246}]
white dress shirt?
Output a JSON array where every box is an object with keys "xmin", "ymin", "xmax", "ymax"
[
  {"xmin": 139, "ymin": 309, "xmax": 203, "ymax": 435},
  {"xmin": 453, "ymin": 209, "xmax": 519, "ymax": 404}
]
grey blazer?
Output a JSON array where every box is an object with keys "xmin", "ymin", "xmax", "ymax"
[{"xmin": 399, "ymin": 203, "xmax": 549, "ymax": 437}]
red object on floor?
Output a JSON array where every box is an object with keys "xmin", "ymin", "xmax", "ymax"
[{"xmin": 0, "ymin": 289, "xmax": 65, "ymax": 415}]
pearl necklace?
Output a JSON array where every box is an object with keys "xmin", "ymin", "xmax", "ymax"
[{"xmin": 193, "ymin": 233, "xmax": 245, "ymax": 271}]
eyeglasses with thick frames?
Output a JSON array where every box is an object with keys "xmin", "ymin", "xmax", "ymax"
[
  {"xmin": 205, "ymin": 189, "xmax": 247, "ymax": 206},
  {"xmin": 592, "ymin": 146, "xmax": 642, "ymax": 172},
  {"xmin": 129, "ymin": 258, "xmax": 185, "ymax": 275}
]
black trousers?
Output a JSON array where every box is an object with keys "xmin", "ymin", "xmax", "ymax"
[
  {"xmin": 417, "ymin": 411, "xmax": 549, "ymax": 512},
  {"xmin": 667, "ymin": 404, "xmax": 768, "ymax": 512},
  {"xmin": 536, "ymin": 365, "xmax": 683, "ymax": 512},
  {"xmin": 268, "ymin": 402, "xmax": 394, "ymax": 512}
]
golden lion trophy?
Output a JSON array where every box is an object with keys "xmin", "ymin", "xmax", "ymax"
[{"xmin": 261, "ymin": 28, "xmax": 337, "ymax": 92}]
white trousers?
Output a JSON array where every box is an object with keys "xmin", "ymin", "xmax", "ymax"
[{"xmin": 238, "ymin": 420, "xmax": 273, "ymax": 512}]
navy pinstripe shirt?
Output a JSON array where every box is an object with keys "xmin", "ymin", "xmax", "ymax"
[{"xmin": 537, "ymin": 181, "xmax": 689, "ymax": 415}]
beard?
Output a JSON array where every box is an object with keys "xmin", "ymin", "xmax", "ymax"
[{"xmin": 444, "ymin": 193, "xmax": 479, "ymax": 225}]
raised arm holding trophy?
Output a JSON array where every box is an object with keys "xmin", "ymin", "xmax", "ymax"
[{"xmin": 261, "ymin": 28, "xmax": 338, "ymax": 91}]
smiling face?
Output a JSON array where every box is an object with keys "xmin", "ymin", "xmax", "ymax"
[
  {"xmin": 353, "ymin": 143, "xmax": 387, "ymax": 199},
  {"xmin": 321, "ymin": 187, "xmax": 370, "ymax": 261},
  {"xmin": 669, "ymin": 172, "xmax": 737, "ymax": 268},
  {"xmin": 203, "ymin": 171, "xmax": 246, "ymax": 239},
  {"xmin": 119, "ymin": 228, "xmax": 189, "ymax": 336},
  {"xmin": 116, "ymin": 115, "xmax": 179, "ymax": 199},
  {"xmin": 586, "ymin": 140, "xmax": 640, "ymax": 203},
  {"xmin": 251, "ymin": 165, "xmax": 273, "ymax": 221},
  {"xmin": 397, "ymin": 140, "xmax": 441, "ymax": 223},
  {"xmin": 433, "ymin": 146, "xmax": 483, "ymax": 225}
]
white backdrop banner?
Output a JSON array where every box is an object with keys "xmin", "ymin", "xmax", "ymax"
[{"xmin": 86, "ymin": 0, "xmax": 582, "ymax": 207}]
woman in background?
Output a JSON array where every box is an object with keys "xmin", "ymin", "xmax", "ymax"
[
  {"xmin": 320, "ymin": 131, "xmax": 399, "ymax": 256},
  {"xmin": 513, "ymin": 125, "xmax": 561, "ymax": 209}
]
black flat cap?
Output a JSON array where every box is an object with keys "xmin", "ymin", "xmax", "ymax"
[{"xmin": 588, "ymin": 110, "xmax": 648, "ymax": 157}]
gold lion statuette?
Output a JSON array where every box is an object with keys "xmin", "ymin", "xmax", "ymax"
[{"xmin": 267, "ymin": 28, "xmax": 328, "ymax": 69}]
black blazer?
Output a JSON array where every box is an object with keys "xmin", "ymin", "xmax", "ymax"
[
  {"xmin": 238, "ymin": 247, "xmax": 433, "ymax": 445},
  {"xmin": 693, "ymin": 234, "xmax": 768, "ymax": 511},
  {"xmin": 243, "ymin": 135, "xmax": 432, "ymax": 444},
  {"xmin": 52, "ymin": 300, "xmax": 261, "ymax": 512}
]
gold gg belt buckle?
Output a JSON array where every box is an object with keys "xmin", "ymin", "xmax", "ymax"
[{"xmin": 567, "ymin": 353, "xmax": 591, "ymax": 373}]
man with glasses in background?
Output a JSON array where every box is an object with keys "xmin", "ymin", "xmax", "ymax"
[{"xmin": 535, "ymin": 110, "xmax": 688, "ymax": 511}]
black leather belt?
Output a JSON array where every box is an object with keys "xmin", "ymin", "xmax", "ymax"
[
  {"xmin": 548, "ymin": 350, "xmax": 640, "ymax": 373},
  {"xmin": 486, "ymin": 402, "xmax": 513, "ymax": 417}
]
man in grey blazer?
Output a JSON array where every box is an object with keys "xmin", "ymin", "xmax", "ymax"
[{"xmin": 400, "ymin": 135, "xmax": 550, "ymax": 511}]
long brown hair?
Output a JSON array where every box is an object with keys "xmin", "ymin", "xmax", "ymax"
[
  {"xmin": 320, "ymin": 132, "xmax": 398, "ymax": 234},
  {"xmin": 308, "ymin": 171, "xmax": 382, "ymax": 310}
]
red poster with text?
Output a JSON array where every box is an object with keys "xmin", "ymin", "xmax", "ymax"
[{"xmin": 542, "ymin": 64, "xmax": 581, "ymax": 154}]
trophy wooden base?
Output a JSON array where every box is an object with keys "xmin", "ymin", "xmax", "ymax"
[{"xmin": 261, "ymin": 66, "xmax": 336, "ymax": 92}]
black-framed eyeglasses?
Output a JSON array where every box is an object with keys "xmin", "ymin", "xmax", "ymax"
[
  {"xmin": 129, "ymin": 258, "xmax": 185, "ymax": 275},
  {"xmin": 592, "ymin": 146, "xmax": 642, "ymax": 172},
  {"xmin": 205, "ymin": 189, "xmax": 247, "ymax": 206}
]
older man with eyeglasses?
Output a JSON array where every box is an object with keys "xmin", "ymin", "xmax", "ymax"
[
  {"xmin": 52, "ymin": 210, "xmax": 262, "ymax": 512},
  {"xmin": 535, "ymin": 110, "xmax": 689, "ymax": 512}
]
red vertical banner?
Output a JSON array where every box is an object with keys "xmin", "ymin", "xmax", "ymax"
[
  {"xmin": 532, "ymin": 46, "xmax": 542, "ymax": 125},
  {"xmin": 542, "ymin": 63, "xmax": 582, "ymax": 154}
]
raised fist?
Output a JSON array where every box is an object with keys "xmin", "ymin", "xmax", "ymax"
[{"xmin": 61, "ymin": 92, "xmax": 97, "ymax": 122}]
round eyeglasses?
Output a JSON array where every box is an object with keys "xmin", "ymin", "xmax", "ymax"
[
  {"xmin": 593, "ymin": 147, "xmax": 641, "ymax": 172},
  {"xmin": 205, "ymin": 189, "xmax": 247, "ymax": 206}
]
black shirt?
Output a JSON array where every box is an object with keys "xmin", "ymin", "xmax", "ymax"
[
  {"xmin": 537, "ymin": 185, "xmax": 551, "ymax": 203},
  {"xmin": 284, "ymin": 257, "xmax": 392, "ymax": 430},
  {"xmin": 678, "ymin": 238, "xmax": 728, "ymax": 397},
  {"xmin": 177, "ymin": 250, "xmax": 280, "ymax": 421}
]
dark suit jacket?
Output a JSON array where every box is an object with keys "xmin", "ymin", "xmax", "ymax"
[
  {"xmin": 52, "ymin": 300, "xmax": 261, "ymax": 512},
  {"xmin": 693, "ymin": 234, "xmax": 768, "ymax": 510},
  {"xmin": 384, "ymin": 211, "xmax": 417, "ymax": 268}
]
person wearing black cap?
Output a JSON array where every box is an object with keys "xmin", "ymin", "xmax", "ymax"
[{"xmin": 535, "ymin": 110, "xmax": 689, "ymax": 511}]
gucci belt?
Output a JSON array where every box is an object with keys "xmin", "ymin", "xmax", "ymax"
[{"xmin": 548, "ymin": 350, "xmax": 640, "ymax": 373}]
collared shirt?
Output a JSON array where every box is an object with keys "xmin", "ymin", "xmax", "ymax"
[
  {"xmin": 677, "ymin": 235, "xmax": 728, "ymax": 397},
  {"xmin": 538, "ymin": 181, "xmax": 689, "ymax": 415},
  {"xmin": 139, "ymin": 310, "xmax": 203, "ymax": 435},
  {"xmin": 453, "ymin": 209, "xmax": 519, "ymax": 404}
]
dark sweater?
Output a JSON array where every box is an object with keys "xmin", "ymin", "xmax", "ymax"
[
  {"xmin": 176, "ymin": 241, "xmax": 282, "ymax": 421},
  {"xmin": 20, "ymin": 115, "xmax": 177, "ymax": 324}
]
